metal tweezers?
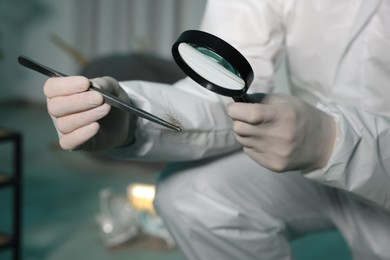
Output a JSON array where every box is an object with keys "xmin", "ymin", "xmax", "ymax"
[{"xmin": 18, "ymin": 55, "xmax": 182, "ymax": 132}]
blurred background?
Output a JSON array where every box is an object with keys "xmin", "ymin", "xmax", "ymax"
[
  {"xmin": 0, "ymin": 0, "xmax": 350, "ymax": 260},
  {"xmin": 0, "ymin": 0, "xmax": 206, "ymax": 103}
]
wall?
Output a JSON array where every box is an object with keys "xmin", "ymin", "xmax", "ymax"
[
  {"xmin": 0, "ymin": 0, "xmax": 207, "ymax": 104},
  {"xmin": 72, "ymin": 0, "xmax": 207, "ymax": 60},
  {"xmin": 1, "ymin": 0, "xmax": 74, "ymax": 103}
]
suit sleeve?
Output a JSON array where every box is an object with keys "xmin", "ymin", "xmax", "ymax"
[
  {"xmin": 109, "ymin": 0, "xmax": 286, "ymax": 161},
  {"xmin": 305, "ymin": 102, "xmax": 390, "ymax": 212}
]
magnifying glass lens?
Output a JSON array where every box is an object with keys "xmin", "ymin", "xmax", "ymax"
[
  {"xmin": 191, "ymin": 45, "xmax": 241, "ymax": 78},
  {"xmin": 178, "ymin": 43, "xmax": 245, "ymax": 91},
  {"xmin": 172, "ymin": 30, "xmax": 256, "ymax": 102}
]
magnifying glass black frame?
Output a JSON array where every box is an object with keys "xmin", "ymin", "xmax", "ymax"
[{"xmin": 172, "ymin": 30, "xmax": 255, "ymax": 102}]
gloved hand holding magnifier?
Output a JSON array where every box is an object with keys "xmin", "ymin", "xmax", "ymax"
[{"xmin": 172, "ymin": 30, "xmax": 264, "ymax": 103}]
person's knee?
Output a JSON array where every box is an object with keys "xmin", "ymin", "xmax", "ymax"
[
  {"xmin": 153, "ymin": 160, "xmax": 237, "ymax": 227},
  {"xmin": 153, "ymin": 162, "xmax": 212, "ymax": 221},
  {"xmin": 154, "ymin": 159, "xmax": 293, "ymax": 260},
  {"xmin": 153, "ymin": 158, "xmax": 284, "ymax": 233},
  {"xmin": 153, "ymin": 173, "xmax": 180, "ymax": 219}
]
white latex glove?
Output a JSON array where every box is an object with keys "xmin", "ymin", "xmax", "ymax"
[
  {"xmin": 44, "ymin": 76, "xmax": 135, "ymax": 151},
  {"xmin": 227, "ymin": 93, "xmax": 337, "ymax": 172}
]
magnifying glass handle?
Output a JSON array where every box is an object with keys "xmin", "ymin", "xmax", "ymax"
[
  {"xmin": 233, "ymin": 93, "xmax": 266, "ymax": 103},
  {"xmin": 233, "ymin": 96, "xmax": 249, "ymax": 102}
]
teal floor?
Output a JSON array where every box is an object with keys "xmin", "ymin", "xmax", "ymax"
[{"xmin": 0, "ymin": 102, "xmax": 352, "ymax": 260}]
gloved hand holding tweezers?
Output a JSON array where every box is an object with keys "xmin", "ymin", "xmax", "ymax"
[
  {"xmin": 18, "ymin": 56, "xmax": 181, "ymax": 151},
  {"xmin": 45, "ymin": 75, "xmax": 135, "ymax": 151}
]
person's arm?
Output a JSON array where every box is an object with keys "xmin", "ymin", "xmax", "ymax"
[
  {"xmin": 305, "ymin": 102, "xmax": 390, "ymax": 211},
  {"xmin": 228, "ymin": 94, "xmax": 390, "ymax": 212},
  {"xmin": 44, "ymin": 0, "xmax": 286, "ymax": 161},
  {"xmin": 108, "ymin": 0, "xmax": 287, "ymax": 161}
]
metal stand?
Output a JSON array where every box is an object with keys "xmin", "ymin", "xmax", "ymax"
[{"xmin": 0, "ymin": 128, "xmax": 22, "ymax": 260}]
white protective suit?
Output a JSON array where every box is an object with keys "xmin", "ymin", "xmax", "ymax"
[{"xmin": 110, "ymin": 0, "xmax": 390, "ymax": 259}]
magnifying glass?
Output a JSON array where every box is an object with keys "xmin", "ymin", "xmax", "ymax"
[{"xmin": 172, "ymin": 30, "xmax": 264, "ymax": 103}]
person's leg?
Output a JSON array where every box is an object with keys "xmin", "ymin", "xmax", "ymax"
[
  {"xmin": 329, "ymin": 192, "xmax": 390, "ymax": 260},
  {"xmin": 154, "ymin": 151, "xmax": 336, "ymax": 260}
]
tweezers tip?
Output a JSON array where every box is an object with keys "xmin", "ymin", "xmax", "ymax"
[{"xmin": 173, "ymin": 126, "xmax": 182, "ymax": 132}]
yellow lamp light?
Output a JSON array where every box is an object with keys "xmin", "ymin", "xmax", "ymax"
[{"xmin": 127, "ymin": 183, "xmax": 156, "ymax": 215}]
